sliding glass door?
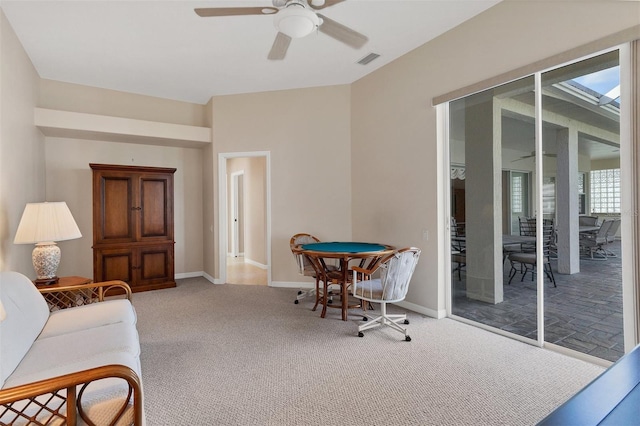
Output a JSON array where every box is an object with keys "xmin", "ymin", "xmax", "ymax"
[
  {"xmin": 450, "ymin": 76, "xmax": 537, "ymax": 340},
  {"xmin": 541, "ymin": 51, "xmax": 622, "ymax": 361},
  {"xmin": 448, "ymin": 49, "xmax": 625, "ymax": 362}
]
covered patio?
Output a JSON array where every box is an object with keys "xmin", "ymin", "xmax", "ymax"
[{"xmin": 452, "ymin": 240, "xmax": 623, "ymax": 362}]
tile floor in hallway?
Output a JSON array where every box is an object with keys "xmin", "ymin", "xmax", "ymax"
[
  {"xmin": 452, "ymin": 241, "xmax": 624, "ymax": 362},
  {"xmin": 226, "ymin": 256, "xmax": 268, "ymax": 286}
]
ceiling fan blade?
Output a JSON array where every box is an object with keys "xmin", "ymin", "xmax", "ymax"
[
  {"xmin": 195, "ymin": 7, "xmax": 278, "ymax": 17},
  {"xmin": 511, "ymin": 151, "xmax": 556, "ymax": 162},
  {"xmin": 268, "ymin": 32, "xmax": 292, "ymax": 60},
  {"xmin": 317, "ymin": 14, "xmax": 368, "ymax": 49},
  {"xmin": 309, "ymin": 0, "xmax": 346, "ymax": 10}
]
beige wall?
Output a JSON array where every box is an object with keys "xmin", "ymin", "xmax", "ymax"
[
  {"xmin": 210, "ymin": 85, "xmax": 352, "ymax": 283},
  {"xmin": 0, "ymin": 11, "xmax": 46, "ymax": 275},
  {"xmin": 39, "ymin": 79, "xmax": 208, "ymax": 127},
  {"xmin": 44, "ymin": 138, "xmax": 204, "ymax": 279},
  {"xmin": 351, "ymin": 0, "xmax": 640, "ymax": 316}
]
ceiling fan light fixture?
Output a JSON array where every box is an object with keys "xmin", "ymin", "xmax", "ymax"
[{"xmin": 274, "ymin": 4, "xmax": 320, "ymax": 38}]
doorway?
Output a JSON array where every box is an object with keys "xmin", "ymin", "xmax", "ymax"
[{"xmin": 218, "ymin": 152, "xmax": 271, "ymax": 286}]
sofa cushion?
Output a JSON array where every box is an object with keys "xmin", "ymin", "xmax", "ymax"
[
  {"xmin": 39, "ymin": 300, "xmax": 137, "ymax": 340},
  {"xmin": 5, "ymin": 322, "xmax": 140, "ymax": 389},
  {"xmin": 0, "ymin": 272, "xmax": 50, "ymax": 388}
]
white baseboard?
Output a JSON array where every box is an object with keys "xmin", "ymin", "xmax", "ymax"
[
  {"xmin": 244, "ymin": 258, "xmax": 268, "ymax": 269},
  {"xmin": 395, "ymin": 300, "xmax": 444, "ymax": 319},
  {"xmin": 174, "ymin": 274, "xmax": 441, "ymax": 316},
  {"xmin": 270, "ymin": 281, "xmax": 313, "ymax": 289},
  {"xmin": 203, "ymin": 272, "xmax": 223, "ymax": 284},
  {"xmin": 175, "ymin": 271, "xmax": 204, "ymax": 280},
  {"xmin": 175, "ymin": 271, "xmax": 222, "ymax": 284}
]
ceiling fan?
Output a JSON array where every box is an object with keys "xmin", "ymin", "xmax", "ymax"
[
  {"xmin": 512, "ymin": 151, "xmax": 557, "ymax": 162},
  {"xmin": 195, "ymin": 0, "xmax": 368, "ymax": 60}
]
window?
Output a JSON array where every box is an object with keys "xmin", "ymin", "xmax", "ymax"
[
  {"xmin": 512, "ymin": 175, "xmax": 523, "ymax": 213},
  {"xmin": 543, "ymin": 176, "xmax": 555, "ymax": 215},
  {"xmin": 590, "ymin": 168, "xmax": 621, "ymax": 213},
  {"xmin": 578, "ymin": 172, "xmax": 586, "ymax": 215}
]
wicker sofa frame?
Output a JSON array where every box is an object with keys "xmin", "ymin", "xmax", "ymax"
[{"xmin": 0, "ymin": 279, "xmax": 144, "ymax": 426}]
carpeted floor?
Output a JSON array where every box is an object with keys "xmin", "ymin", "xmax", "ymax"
[{"xmin": 133, "ymin": 278, "xmax": 604, "ymax": 425}]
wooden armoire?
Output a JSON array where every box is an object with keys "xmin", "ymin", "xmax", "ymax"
[{"xmin": 91, "ymin": 163, "xmax": 176, "ymax": 292}]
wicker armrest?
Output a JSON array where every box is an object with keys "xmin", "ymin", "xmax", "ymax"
[
  {"xmin": 351, "ymin": 266, "xmax": 371, "ymax": 275},
  {"xmin": 37, "ymin": 281, "xmax": 132, "ymax": 310},
  {"xmin": 0, "ymin": 364, "xmax": 143, "ymax": 425}
]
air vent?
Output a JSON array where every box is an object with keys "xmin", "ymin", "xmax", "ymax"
[{"xmin": 357, "ymin": 53, "xmax": 380, "ymax": 65}]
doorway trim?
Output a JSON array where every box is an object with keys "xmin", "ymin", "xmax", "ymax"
[
  {"xmin": 230, "ymin": 170, "xmax": 244, "ymax": 258},
  {"xmin": 218, "ymin": 151, "xmax": 271, "ymax": 286}
]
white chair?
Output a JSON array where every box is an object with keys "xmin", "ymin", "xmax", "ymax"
[
  {"xmin": 351, "ymin": 247, "xmax": 421, "ymax": 341},
  {"xmin": 580, "ymin": 219, "xmax": 613, "ymax": 260},
  {"xmin": 604, "ymin": 218, "xmax": 621, "ymax": 257}
]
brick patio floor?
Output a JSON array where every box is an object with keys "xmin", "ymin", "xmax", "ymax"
[{"xmin": 452, "ymin": 241, "xmax": 623, "ymax": 362}]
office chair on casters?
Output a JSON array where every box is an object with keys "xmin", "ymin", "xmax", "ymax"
[{"xmin": 351, "ymin": 247, "xmax": 421, "ymax": 341}]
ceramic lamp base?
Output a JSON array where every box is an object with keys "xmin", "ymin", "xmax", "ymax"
[{"xmin": 32, "ymin": 242, "xmax": 61, "ymax": 284}]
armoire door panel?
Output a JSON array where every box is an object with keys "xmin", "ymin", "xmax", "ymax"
[
  {"xmin": 140, "ymin": 177, "xmax": 170, "ymax": 238},
  {"xmin": 141, "ymin": 250, "xmax": 167, "ymax": 279},
  {"xmin": 95, "ymin": 250, "xmax": 133, "ymax": 283},
  {"xmin": 100, "ymin": 176, "xmax": 135, "ymax": 242},
  {"xmin": 139, "ymin": 245, "xmax": 174, "ymax": 286}
]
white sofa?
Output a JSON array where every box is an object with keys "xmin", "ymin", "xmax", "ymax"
[{"xmin": 0, "ymin": 271, "xmax": 144, "ymax": 425}]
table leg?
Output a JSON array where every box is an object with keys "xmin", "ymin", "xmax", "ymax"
[
  {"xmin": 342, "ymin": 258, "xmax": 348, "ymax": 321},
  {"xmin": 321, "ymin": 270, "xmax": 328, "ymax": 318}
]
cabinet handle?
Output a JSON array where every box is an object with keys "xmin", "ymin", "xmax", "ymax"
[{"xmin": 131, "ymin": 207, "xmax": 142, "ymax": 211}]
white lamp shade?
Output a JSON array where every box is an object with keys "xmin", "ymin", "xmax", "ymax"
[
  {"xmin": 14, "ymin": 202, "xmax": 82, "ymax": 244},
  {"xmin": 274, "ymin": 5, "xmax": 320, "ymax": 38}
]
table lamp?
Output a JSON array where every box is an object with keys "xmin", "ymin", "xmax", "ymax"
[{"xmin": 13, "ymin": 202, "xmax": 82, "ymax": 284}]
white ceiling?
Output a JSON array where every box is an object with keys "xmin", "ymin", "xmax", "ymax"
[{"xmin": 1, "ymin": 0, "xmax": 500, "ymax": 104}]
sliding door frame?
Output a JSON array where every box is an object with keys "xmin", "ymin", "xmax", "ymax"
[{"xmin": 440, "ymin": 42, "xmax": 638, "ymax": 362}]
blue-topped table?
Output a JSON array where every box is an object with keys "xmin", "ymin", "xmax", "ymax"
[
  {"xmin": 301, "ymin": 242, "xmax": 388, "ymax": 253},
  {"xmin": 294, "ymin": 242, "xmax": 395, "ymax": 321}
]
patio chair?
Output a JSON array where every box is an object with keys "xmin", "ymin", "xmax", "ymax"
[
  {"xmin": 452, "ymin": 250, "xmax": 466, "ymax": 281},
  {"xmin": 508, "ymin": 222, "xmax": 556, "ymax": 287},
  {"xmin": 604, "ymin": 218, "xmax": 621, "ymax": 257},
  {"xmin": 351, "ymin": 247, "xmax": 421, "ymax": 341},
  {"xmin": 579, "ymin": 215, "xmax": 599, "ymax": 227},
  {"xmin": 580, "ymin": 219, "xmax": 613, "ymax": 260},
  {"xmin": 518, "ymin": 216, "xmax": 537, "ymax": 252}
]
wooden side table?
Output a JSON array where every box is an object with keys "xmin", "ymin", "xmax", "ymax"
[{"xmin": 35, "ymin": 276, "xmax": 93, "ymax": 311}]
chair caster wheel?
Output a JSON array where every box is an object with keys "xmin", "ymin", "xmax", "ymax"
[
  {"xmin": 294, "ymin": 300, "xmax": 299, "ymax": 304},
  {"xmin": 404, "ymin": 319, "xmax": 409, "ymax": 325},
  {"xmin": 358, "ymin": 332, "xmax": 364, "ymax": 337},
  {"xmin": 327, "ymin": 300, "xmax": 332, "ymax": 305},
  {"xmin": 405, "ymin": 336, "xmax": 411, "ymax": 342},
  {"xmin": 297, "ymin": 290, "xmax": 303, "ymax": 295},
  {"xmin": 362, "ymin": 316, "xmax": 368, "ymax": 321}
]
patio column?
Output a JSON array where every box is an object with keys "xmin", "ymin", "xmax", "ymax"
[
  {"xmin": 464, "ymin": 92, "xmax": 503, "ymax": 304},
  {"xmin": 556, "ymin": 127, "xmax": 580, "ymax": 274}
]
